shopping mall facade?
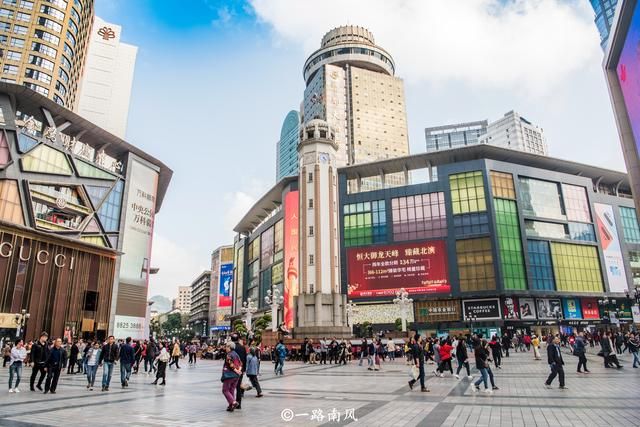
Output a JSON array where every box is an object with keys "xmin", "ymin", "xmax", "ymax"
[
  {"xmin": 233, "ymin": 143, "xmax": 640, "ymax": 338},
  {"xmin": 0, "ymin": 83, "xmax": 171, "ymax": 342}
]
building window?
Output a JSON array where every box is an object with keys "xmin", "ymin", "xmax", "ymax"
[
  {"xmin": 2, "ymin": 64, "xmax": 18, "ymax": 74},
  {"xmin": 58, "ymin": 67, "xmax": 68, "ymax": 83},
  {"xmin": 449, "ymin": 171, "xmax": 486, "ymax": 215},
  {"xmin": 343, "ymin": 200, "xmax": 386, "ymax": 247},
  {"xmin": 5, "ymin": 50, "xmax": 21, "ymax": 61},
  {"xmin": 274, "ymin": 219, "xmax": 283, "ymax": 255},
  {"xmin": 52, "ymin": 94, "xmax": 64, "ymax": 106},
  {"xmin": 308, "ymin": 172, "xmax": 313, "ymax": 183},
  {"xmin": 527, "ymin": 240, "xmax": 555, "ymax": 291},
  {"xmin": 32, "ymin": 41, "xmax": 57, "ymax": 58},
  {"xmin": 28, "ymin": 54, "xmax": 54, "ymax": 70},
  {"xmin": 59, "ymin": 55, "xmax": 70, "ymax": 70},
  {"xmin": 453, "ymin": 212, "xmax": 489, "ymax": 236},
  {"xmin": 63, "ymin": 42, "xmax": 73, "ymax": 57},
  {"xmin": 20, "ymin": 144, "xmax": 71, "ymax": 175},
  {"xmin": 20, "ymin": 0, "xmax": 34, "ymax": 10},
  {"xmin": 39, "ymin": 5, "xmax": 65, "ymax": 20},
  {"xmin": 55, "ymin": 80, "xmax": 66, "ymax": 96},
  {"xmin": 0, "ymin": 179, "xmax": 24, "ymax": 225},
  {"xmin": 456, "ymin": 237, "xmax": 496, "ymax": 292},
  {"xmin": 518, "ymin": 177, "xmax": 565, "ymax": 220},
  {"xmin": 490, "ymin": 171, "xmax": 516, "ymax": 199},
  {"xmin": 37, "ymin": 17, "xmax": 62, "ymax": 33},
  {"xmin": 0, "ymin": 22, "xmax": 9, "ymax": 32},
  {"xmin": 13, "ymin": 25, "xmax": 28, "ymax": 35},
  {"xmin": 65, "ymin": 29, "xmax": 75, "ymax": 47},
  {"xmin": 309, "ymin": 254, "xmax": 314, "ymax": 265},
  {"xmin": 34, "ymin": 29, "xmax": 60, "ymax": 45},
  {"xmin": 620, "ymin": 206, "xmax": 640, "ymax": 243},
  {"xmin": 629, "ymin": 250, "xmax": 640, "ymax": 287},
  {"xmin": 0, "ymin": 35, "xmax": 7, "ymax": 43},
  {"xmin": 308, "ymin": 198, "xmax": 313, "ymax": 209},
  {"xmin": 248, "ymin": 237, "xmax": 260, "ymax": 262},
  {"xmin": 10, "ymin": 37, "xmax": 24, "ymax": 47},
  {"xmin": 0, "ymin": 8, "xmax": 14, "ymax": 19},
  {"xmin": 0, "ymin": 132, "xmax": 10, "ymax": 166},
  {"xmin": 97, "ymin": 180, "xmax": 124, "ymax": 232},
  {"xmin": 16, "ymin": 12, "xmax": 30, "ymax": 21},
  {"xmin": 494, "ymin": 199, "xmax": 526, "ymax": 290},
  {"xmin": 308, "ymin": 225, "xmax": 314, "ymax": 236},
  {"xmin": 567, "ymin": 222, "xmax": 596, "ymax": 242},
  {"xmin": 67, "ymin": 18, "xmax": 78, "ymax": 35},
  {"xmin": 562, "ymin": 184, "xmax": 591, "ymax": 223},
  {"xmin": 392, "ymin": 192, "xmax": 446, "ymax": 241},
  {"xmin": 23, "ymin": 82, "xmax": 48, "ymax": 96},
  {"xmin": 69, "ymin": 5, "xmax": 79, "ymax": 22},
  {"xmin": 550, "ymin": 242, "xmax": 603, "ymax": 292},
  {"xmin": 25, "ymin": 68, "xmax": 52, "ymax": 84},
  {"xmin": 260, "ymin": 226, "xmax": 274, "ymax": 267}
]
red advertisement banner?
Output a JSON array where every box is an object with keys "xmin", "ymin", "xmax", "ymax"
[
  {"xmin": 581, "ymin": 297, "xmax": 600, "ymax": 320},
  {"xmin": 347, "ymin": 240, "xmax": 450, "ymax": 298},
  {"xmin": 283, "ymin": 191, "xmax": 299, "ymax": 328}
]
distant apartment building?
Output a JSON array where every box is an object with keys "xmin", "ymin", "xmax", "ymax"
[
  {"xmin": 172, "ymin": 285, "xmax": 191, "ymax": 313},
  {"xmin": 425, "ymin": 111, "xmax": 548, "ymax": 156}
]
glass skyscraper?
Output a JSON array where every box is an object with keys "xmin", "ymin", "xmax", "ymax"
[
  {"xmin": 276, "ymin": 110, "xmax": 300, "ymax": 181},
  {"xmin": 590, "ymin": 0, "xmax": 619, "ymax": 50}
]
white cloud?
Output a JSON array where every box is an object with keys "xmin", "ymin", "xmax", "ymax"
[
  {"xmin": 250, "ymin": 0, "xmax": 601, "ymax": 95},
  {"xmin": 222, "ymin": 178, "xmax": 272, "ymax": 236},
  {"xmin": 148, "ymin": 233, "xmax": 208, "ymax": 298}
]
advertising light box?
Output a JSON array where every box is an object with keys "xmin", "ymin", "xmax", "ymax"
[
  {"xmin": 217, "ymin": 263, "xmax": 233, "ymax": 308},
  {"xmin": 347, "ymin": 240, "xmax": 450, "ymax": 298}
]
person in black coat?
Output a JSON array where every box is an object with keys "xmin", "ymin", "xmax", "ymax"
[
  {"xmin": 600, "ymin": 332, "xmax": 622, "ymax": 368},
  {"xmin": 68, "ymin": 341, "xmax": 79, "ymax": 374},
  {"xmin": 30, "ymin": 332, "xmax": 49, "ymax": 391},
  {"xmin": 231, "ymin": 334, "xmax": 247, "ymax": 410},
  {"xmin": 44, "ymin": 338, "xmax": 66, "ymax": 394},
  {"xmin": 574, "ymin": 332, "xmax": 589, "ymax": 373},
  {"xmin": 408, "ymin": 334, "xmax": 429, "ymax": 392},
  {"xmin": 544, "ymin": 336, "xmax": 567, "ymax": 389}
]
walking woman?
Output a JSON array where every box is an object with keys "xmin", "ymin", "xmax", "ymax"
[
  {"xmin": 168, "ymin": 341, "xmax": 181, "ymax": 369},
  {"xmin": 489, "ymin": 336, "xmax": 502, "ymax": 369},
  {"xmin": 454, "ymin": 336, "xmax": 472, "ymax": 380},
  {"xmin": 532, "ymin": 335, "xmax": 541, "ymax": 360},
  {"xmin": 152, "ymin": 343, "xmax": 170, "ymax": 385},
  {"xmin": 246, "ymin": 347, "xmax": 263, "ymax": 397},
  {"xmin": 436, "ymin": 338, "xmax": 453, "ymax": 377},
  {"xmin": 221, "ymin": 342, "xmax": 242, "ymax": 412},
  {"xmin": 85, "ymin": 341, "xmax": 101, "ymax": 390},
  {"xmin": 472, "ymin": 339, "xmax": 499, "ymax": 393},
  {"xmin": 8, "ymin": 339, "xmax": 27, "ymax": 393}
]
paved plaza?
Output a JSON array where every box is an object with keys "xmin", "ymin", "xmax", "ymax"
[{"xmin": 0, "ymin": 347, "xmax": 639, "ymax": 427}]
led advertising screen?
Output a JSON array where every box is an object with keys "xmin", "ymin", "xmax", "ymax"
[
  {"xmin": 283, "ymin": 191, "xmax": 299, "ymax": 328},
  {"xmin": 217, "ymin": 263, "xmax": 233, "ymax": 308},
  {"xmin": 617, "ymin": 0, "xmax": 640, "ymax": 156},
  {"xmin": 347, "ymin": 240, "xmax": 450, "ymax": 299},
  {"xmin": 562, "ymin": 298, "xmax": 583, "ymax": 319},
  {"xmin": 581, "ymin": 298, "xmax": 600, "ymax": 320},
  {"xmin": 594, "ymin": 203, "xmax": 628, "ymax": 292},
  {"xmin": 119, "ymin": 158, "xmax": 159, "ymax": 288}
]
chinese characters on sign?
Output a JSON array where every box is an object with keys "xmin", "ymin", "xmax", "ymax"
[
  {"xmin": 283, "ymin": 191, "xmax": 299, "ymax": 328},
  {"xmin": 281, "ymin": 408, "xmax": 357, "ymax": 423},
  {"xmin": 347, "ymin": 241, "xmax": 450, "ymax": 298}
]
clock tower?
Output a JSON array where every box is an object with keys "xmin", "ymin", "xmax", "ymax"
[{"xmin": 294, "ymin": 119, "xmax": 350, "ymax": 337}]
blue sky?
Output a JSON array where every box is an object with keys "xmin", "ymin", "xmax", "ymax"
[{"xmin": 96, "ymin": 0, "xmax": 621, "ymax": 299}]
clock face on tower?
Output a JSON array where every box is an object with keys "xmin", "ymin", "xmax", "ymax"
[{"xmin": 318, "ymin": 153, "xmax": 330, "ymax": 164}]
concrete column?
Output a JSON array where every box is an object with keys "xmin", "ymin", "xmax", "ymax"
[{"xmin": 315, "ymin": 292, "xmax": 322, "ymax": 325}]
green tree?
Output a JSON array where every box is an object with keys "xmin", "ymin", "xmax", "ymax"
[
  {"xmin": 161, "ymin": 313, "xmax": 182, "ymax": 337},
  {"xmin": 395, "ymin": 318, "xmax": 402, "ymax": 331},
  {"xmin": 233, "ymin": 319, "xmax": 247, "ymax": 336},
  {"xmin": 150, "ymin": 318, "xmax": 161, "ymax": 338}
]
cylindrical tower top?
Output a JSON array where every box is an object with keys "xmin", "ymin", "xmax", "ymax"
[
  {"xmin": 299, "ymin": 119, "xmax": 336, "ymax": 144},
  {"xmin": 321, "ymin": 26, "xmax": 375, "ymax": 48},
  {"xmin": 303, "ymin": 25, "xmax": 395, "ymax": 84}
]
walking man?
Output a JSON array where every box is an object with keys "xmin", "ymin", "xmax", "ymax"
[
  {"xmin": 575, "ymin": 332, "xmax": 589, "ymax": 373},
  {"xmin": 408, "ymin": 334, "xmax": 429, "ymax": 392},
  {"xmin": 99, "ymin": 335, "xmax": 119, "ymax": 392},
  {"xmin": 119, "ymin": 337, "xmax": 135, "ymax": 388},
  {"xmin": 275, "ymin": 339, "xmax": 286, "ymax": 375},
  {"xmin": 231, "ymin": 334, "xmax": 247, "ymax": 410},
  {"xmin": 30, "ymin": 332, "xmax": 49, "ymax": 392},
  {"xmin": 44, "ymin": 338, "xmax": 65, "ymax": 394},
  {"xmin": 544, "ymin": 336, "xmax": 567, "ymax": 389}
]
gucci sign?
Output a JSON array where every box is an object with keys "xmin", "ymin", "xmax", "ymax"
[{"xmin": 0, "ymin": 242, "xmax": 75, "ymax": 270}]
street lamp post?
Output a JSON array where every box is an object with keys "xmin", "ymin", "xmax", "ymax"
[
  {"xmin": 393, "ymin": 288, "xmax": 413, "ymax": 333},
  {"xmin": 345, "ymin": 301, "xmax": 359, "ymax": 329},
  {"xmin": 465, "ymin": 313, "xmax": 478, "ymax": 335},
  {"xmin": 265, "ymin": 288, "xmax": 284, "ymax": 332},
  {"xmin": 241, "ymin": 298, "xmax": 258, "ymax": 332},
  {"xmin": 14, "ymin": 309, "xmax": 30, "ymax": 339}
]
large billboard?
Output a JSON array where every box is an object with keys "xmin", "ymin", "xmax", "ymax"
[
  {"xmin": 347, "ymin": 240, "xmax": 450, "ymax": 299},
  {"xmin": 119, "ymin": 158, "xmax": 159, "ymax": 287},
  {"xmin": 283, "ymin": 191, "xmax": 299, "ymax": 328},
  {"xmin": 617, "ymin": 0, "xmax": 640, "ymax": 156},
  {"xmin": 562, "ymin": 298, "xmax": 583, "ymax": 319},
  {"xmin": 217, "ymin": 263, "xmax": 233, "ymax": 308},
  {"xmin": 594, "ymin": 203, "xmax": 627, "ymax": 292},
  {"xmin": 536, "ymin": 298, "xmax": 562, "ymax": 319},
  {"xmin": 462, "ymin": 298, "xmax": 502, "ymax": 320}
]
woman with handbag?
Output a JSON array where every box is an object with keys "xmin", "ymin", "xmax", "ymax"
[
  {"xmin": 152, "ymin": 343, "xmax": 170, "ymax": 386},
  {"xmin": 222, "ymin": 342, "xmax": 242, "ymax": 412}
]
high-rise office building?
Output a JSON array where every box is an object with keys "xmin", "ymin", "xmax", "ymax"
[
  {"xmin": 479, "ymin": 111, "xmax": 548, "ymax": 156},
  {"xmin": 425, "ymin": 111, "xmax": 548, "ymax": 156},
  {"xmin": 0, "ymin": 0, "xmax": 94, "ymax": 109},
  {"xmin": 426, "ymin": 120, "xmax": 488, "ymax": 152},
  {"xmin": 75, "ymin": 16, "xmax": 137, "ymax": 138},
  {"xmin": 276, "ymin": 110, "xmax": 300, "ymax": 181},
  {"xmin": 302, "ymin": 26, "xmax": 409, "ymax": 173},
  {"xmin": 590, "ymin": 0, "xmax": 619, "ymax": 50},
  {"xmin": 172, "ymin": 285, "xmax": 191, "ymax": 313}
]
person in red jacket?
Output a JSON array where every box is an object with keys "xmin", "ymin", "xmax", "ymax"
[{"xmin": 435, "ymin": 338, "xmax": 454, "ymax": 377}]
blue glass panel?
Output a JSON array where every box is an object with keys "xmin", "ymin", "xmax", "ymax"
[
  {"xmin": 567, "ymin": 222, "xmax": 596, "ymax": 242},
  {"xmin": 17, "ymin": 133, "xmax": 39, "ymax": 153},
  {"xmin": 85, "ymin": 185, "xmax": 110, "ymax": 209},
  {"xmin": 527, "ymin": 240, "xmax": 555, "ymax": 291},
  {"xmin": 454, "ymin": 212, "xmax": 489, "ymax": 236},
  {"xmin": 97, "ymin": 180, "xmax": 123, "ymax": 232}
]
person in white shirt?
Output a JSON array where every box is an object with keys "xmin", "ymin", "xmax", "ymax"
[
  {"xmin": 9, "ymin": 339, "xmax": 27, "ymax": 393},
  {"xmin": 85, "ymin": 342, "xmax": 102, "ymax": 390},
  {"xmin": 386, "ymin": 340, "xmax": 396, "ymax": 361}
]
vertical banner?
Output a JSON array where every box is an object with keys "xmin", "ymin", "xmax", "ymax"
[
  {"xmin": 594, "ymin": 203, "xmax": 627, "ymax": 293},
  {"xmin": 217, "ymin": 263, "xmax": 233, "ymax": 308},
  {"xmin": 283, "ymin": 191, "xmax": 299, "ymax": 328}
]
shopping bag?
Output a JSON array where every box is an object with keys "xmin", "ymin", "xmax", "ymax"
[{"xmin": 409, "ymin": 365, "xmax": 419, "ymax": 380}]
